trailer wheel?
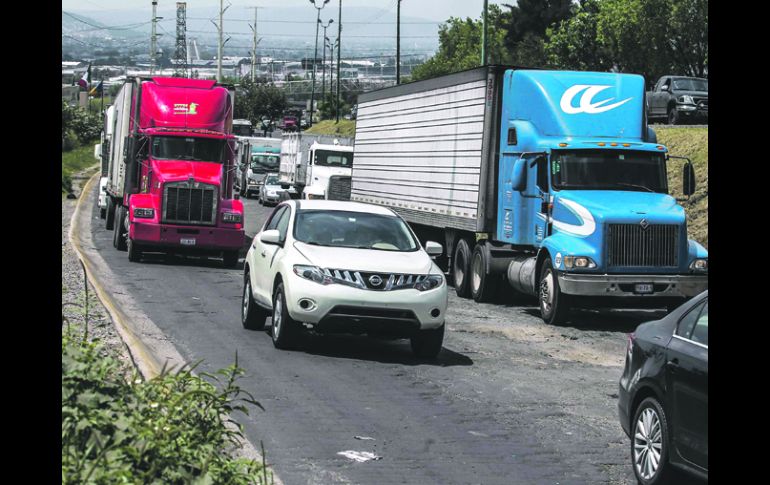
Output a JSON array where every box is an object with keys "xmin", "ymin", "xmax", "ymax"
[
  {"xmin": 127, "ymin": 238, "xmax": 142, "ymax": 262},
  {"xmin": 452, "ymin": 238, "xmax": 473, "ymax": 298},
  {"xmin": 539, "ymin": 257, "xmax": 571, "ymax": 325},
  {"xmin": 113, "ymin": 205, "xmax": 127, "ymax": 251},
  {"xmin": 470, "ymin": 243, "xmax": 497, "ymax": 303},
  {"xmin": 105, "ymin": 197, "xmax": 115, "ymax": 230}
]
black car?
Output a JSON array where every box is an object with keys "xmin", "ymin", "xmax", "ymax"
[{"xmin": 618, "ymin": 290, "xmax": 708, "ymax": 484}]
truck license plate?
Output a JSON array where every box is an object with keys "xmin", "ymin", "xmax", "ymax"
[
  {"xmin": 634, "ymin": 283, "xmax": 654, "ymax": 294},
  {"xmin": 180, "ymin": 238, "xmax": 196, "ymax": 246}
]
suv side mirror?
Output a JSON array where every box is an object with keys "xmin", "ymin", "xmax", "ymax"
[
  {"xmin": 424, "ymin": 241, "xmax": 443, "ymax": 256},
  {"xmin": 260, "ymin": 229, "xmax": 280, "ymax": 245},
  {"xmin": 511, "ymin": 159, "xmax": 527, "ymax": 192},
  {"xmin": 683, "ymin": 163, "xmax": 696, "ymax": 196},
  {"xmin": 661, "ymin": 84, "xmax": 669, "ymax": 92}
]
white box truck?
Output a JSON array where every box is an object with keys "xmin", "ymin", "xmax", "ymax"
[{"xmin": 279, "ymin": 132, "xmax": 354, "ymax": 200}]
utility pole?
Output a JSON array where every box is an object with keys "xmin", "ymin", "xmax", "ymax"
[
  {"xmin": 336, "ymin": 0, "xmax": 342, "ymax": 123},
  {"xmin": 309, "ymin": 0, "xmax": 330, "ymax": 128},
  {"xmin": 215, "ymin": 0, "xmax": 231, "ymax": 82},
  {"xmin": 150, "ymin": 1, "xmax": 158, "ymax": 75},
  {"xmin": 481, "ymin": 0, "xmax": 488, "ymax": 66},
  {"xmin": 174, "ymin": 2, "xmax": 188, "ymax": 77},
  {"xmin": 248, "ymin": 6, "xmax": 261, "ymax": 82},
  {"xmin": 320, "ymin": 20, "xmax": 334, "ymax": 108},
  {"xmin": 396, "ymin": 0, "xmax": 401, "ymax": 84}
]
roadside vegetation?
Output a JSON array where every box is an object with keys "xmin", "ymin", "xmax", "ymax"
[
  {"xmin": 62, "ymin": 100, "xmax": 101, "ymax": 194},
  {"xmin": 657, "ymin": 126, "xmax": 708, "ymax": 248},
  {"xmin": 62, "ymin": 329, "xmax": 272, "ymax": 484},
  {"xmin": 304, "ymin": 119, "xmax": 356, "ymax": 138},
  {"xmin": 62, "ymin": 145, "xmax": 98, "ymax": 195}
]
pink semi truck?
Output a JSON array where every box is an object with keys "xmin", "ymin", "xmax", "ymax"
[{"xmin": 101, "ymin": 77, "xmax": 244, "ymax": 267}]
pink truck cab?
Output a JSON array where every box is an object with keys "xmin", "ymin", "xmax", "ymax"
[{"xmin": 104, "ymin": 77, "xmax": 244, "ymax": 267}]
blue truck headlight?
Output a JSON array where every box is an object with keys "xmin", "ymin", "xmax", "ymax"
[
  {"xmin": 564, "ymin": 256, "xmax": 596, "ymax": 269},
  {"xmin": 293, "ymin": 265, "xmax": 333, "ymax": 285},
  {"xmin": 414, "ymin": 274, "xmax": 444, "ymax": 291},
  {"xmin": 222, "ymin": 212, "xmax": 242, "ymax": 223},
  {"xmin": 133, "ymin": 208, "xmax": 154, "ymax": 218},
  {"xmin": 689, "ymin": 258, "xmax": 708, "ymax": 272}
]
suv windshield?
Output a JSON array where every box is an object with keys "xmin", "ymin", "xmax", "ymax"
[
  {"xmin": 672, "ymin": 78, "xmax": 708, "ymax": 92},
  {"xmin": 551, "ymin": 150, "xmax": 667, "ymax": 193},
  {"xmin": 250, "ymin": 154, "xmax": 280, "ymax": 173},
  {"xmin": 264, "ymin": 175, "xmax": 279, "ymax": 185},
  {"xmin": 294, "ymin": 210, "xmax": 418, "ymax": 251},
  {"xmin": 151, "ymin": 136, "xmax": 224, "ymax": 163},
  {"xmin": 314, "ymin": 149, "xmax": 353, "ymax": 167}
]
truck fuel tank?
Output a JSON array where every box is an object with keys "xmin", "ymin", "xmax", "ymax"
[{"xmin": 507, "ymin": 255, "xmax": 538, "ymax": 297}]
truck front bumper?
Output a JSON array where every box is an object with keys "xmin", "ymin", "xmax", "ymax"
[
  {"xmin": 558, "ymin": 273, "xmax": 708, "ymax": 298},
  {"xmin": 131, "ymin": 221, "xmax": 245, "ymax": 251}
]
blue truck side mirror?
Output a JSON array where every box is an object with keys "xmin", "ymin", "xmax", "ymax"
[
  {"xmin": 512, "ymin": 159, "xmax": 527, "ymax": 192},
  {"xmin": 683, "ymin": 162, "xmax": 696, "ymax": 196}
]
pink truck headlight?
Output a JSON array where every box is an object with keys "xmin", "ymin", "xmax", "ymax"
[
  {"xmin": 222, "ymin": 211, "xmax": 242, "ymax": 224},
  {"xmin": 133, "ymin": 208, "xmax": 155, "ymax": 218}
]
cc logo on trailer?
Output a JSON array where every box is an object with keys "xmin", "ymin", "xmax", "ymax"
[{"xmin": 560, "ymin": 85, "xmax": 632, "ymax": 114}]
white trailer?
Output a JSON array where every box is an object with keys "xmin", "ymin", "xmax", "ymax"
[
  {"xmin": 279, "ymin": 132, "xmax": 355, "ymax": 200},
  {"xmin": 95, "ymin": 104, "xmax": 116, "ymax": 219},
  {"xmin": 103, "ymin": 82, "xmax": 134, "ymax": 230}
]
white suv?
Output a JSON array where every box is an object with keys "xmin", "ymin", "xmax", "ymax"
[{"xmin": 241, "ymin": 200, "xmax": 448, "ymax": 358}]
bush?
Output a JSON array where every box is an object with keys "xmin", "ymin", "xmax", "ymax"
[
  {"xmin": 62, "ymin": 101, "xmax": 101, "ymax": 150},
  {"xmin": 62, "ymin": 332, "xmax": 270, "ymax": 484}
]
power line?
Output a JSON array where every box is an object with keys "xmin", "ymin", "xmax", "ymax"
[{"xmin": 62, "ymin": 11, "xmax": 152, "ymax": 30}]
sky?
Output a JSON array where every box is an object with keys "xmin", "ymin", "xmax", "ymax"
[{"xmin": 61, "ymin": 0, "xmax": 514, "ymax": 22}]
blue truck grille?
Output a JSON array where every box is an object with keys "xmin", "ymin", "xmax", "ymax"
[
  {"xmin": 607, "ymin": 224, "xmax": 678, "ymax": 268},
  {"xmin": 163, "ymin": 182, "xmax": 217, "ymax": 226}
]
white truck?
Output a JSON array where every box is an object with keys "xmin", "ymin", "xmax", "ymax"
[
  {"xmin": 232, "ymin": 118, "xmax": 253, "ymax": 137},
  {"xmin": 278, "ymin": 133, "xmax": 354, "ymax": 200},
  {"xmin": 235, "ymin": 136, "xmax": 282, "ymax": 197},
  {"xmin": 94, "ymin": 104, "xmax": 116, "ymax": 219}
]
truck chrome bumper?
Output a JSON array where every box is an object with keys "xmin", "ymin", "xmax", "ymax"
[{"xmin": 558, "ymin": 273, "xmax": 708, "ymax": 297}]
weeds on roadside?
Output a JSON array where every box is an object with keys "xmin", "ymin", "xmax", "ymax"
[{"xmin": 62, "ymin": 330, "xmax": 272, "ymax": 484}]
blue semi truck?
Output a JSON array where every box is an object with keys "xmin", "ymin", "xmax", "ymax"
[{"xmin": 351, "ymin": 66, "xmax": 708, "ymax": 324}]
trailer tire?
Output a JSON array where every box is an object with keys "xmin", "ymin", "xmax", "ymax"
[
  {"xmin": 452, "ymin": 238, "xmax": 473, "ymax": 298},
  {"xmin": 113, "ymin": 205, "xmax": 127, "ymax": 251},
  {"xmin": 223, "ymin": 250, "xmax": 239, "ymax": 268},
  {"xmin": 470, "ymin": 243, "xmax": 497, "ymax": 303},
  {"xmin": 99, "ymin": 207, "xmax": 107, "ymax": 220},
  {"xmin": 539, "ymin": 257, "xmax": 571, "ymax": 325},
  {"xmin": 127, "ymin": 238, "xmax": 142, "ymax": 262},
  {"xmin": 105, "ymin": 197, "xmax": 115, "ymax": 230}
]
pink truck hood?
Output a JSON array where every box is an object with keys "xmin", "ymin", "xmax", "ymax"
[{"xmin": 151, "ymin": 158, "xmax": 223, "ymax": 186}]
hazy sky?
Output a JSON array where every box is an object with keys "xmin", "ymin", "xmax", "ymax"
[{"xmin": 62, "ymin": 0, "xmax": 514, "ymax": 22}]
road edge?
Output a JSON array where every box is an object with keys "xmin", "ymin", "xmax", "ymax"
[{"xmin": 68, "ymin": 173, "xmax": 283, "ymax": 485}]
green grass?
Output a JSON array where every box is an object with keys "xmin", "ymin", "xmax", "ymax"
[
  {"xmin": 62, "ymin": 145, "xmax": 99, "ymax": 195},
  {"xmin": 656, "ymin": 127, "xmax": 708, "ymax": 248},
  {"xmin": 304, "ymin": 119, "xmax": 356, "ymax": 137}
]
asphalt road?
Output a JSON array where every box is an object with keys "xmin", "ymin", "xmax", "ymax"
[{"xmin": 89, "ymin": 190, "xmax": 698, "ymax": 485}]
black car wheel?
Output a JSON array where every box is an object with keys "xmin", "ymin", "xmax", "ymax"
[
  {"xmin": 242, "ymin": 274, "xmax": 267, "ymax": 330},
  {"xmin": 271, "ymin": 282, "xmax": 300, "ymax": 349},
  {"xmin": 539, "ymin": 257, "xmax": 571, "ymax": 325},
  {"xmin": 410, "ymin": 323, "xmax": 444, "ymax": 359},
  {"xmin": 667, "ymin": 108, "xmax": 679, "ymax": 125},
  {"xmin": 452, "ymin": 238, "xmax": 473, "ymax": 298},
  {"xmin": 632, "ymin": 396, "xmax": 673, "ymax": 485}
]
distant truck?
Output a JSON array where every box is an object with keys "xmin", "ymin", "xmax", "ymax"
[
  {"xmin": 235, "ymin": 137, "xmax": 282, "ymax": 197},
  {"xmin": 232, "ymin": 118, "xmax": 253, "ymax": 137},
  {"xmin": 278, "ymin": 115, "xmax": 299, "ymax": 132},
  {"xmin": 278, "ymin": 132, "xmax": 354, "ymax": 200},
  {"xmin": 95, "ymin": 104, "xmax": 115, "ymax": 219},
  {"xmin": 352, "ymin": 65, "xmax": 708, "ymax": 324},
  {"xmin": 101, "ymin": 77, "xmax": 244, "ymax": 267},
  {"xmin": 646, "ymin": 76, "xmax": 708, "ymax": 124}
]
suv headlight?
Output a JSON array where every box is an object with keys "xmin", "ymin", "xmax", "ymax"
[
  {"xmin": 414, "ymin": 274, "xmax": 444, "ymax": 291},
  {"xmin": 689, "ymin": 258, "xmax": 708, "ymax": 272},
  {"xmin": 133, "ymin": 208, "xmax": 154, "ymax": 218},
  {"xmin": 563, "ymin": 256, "xmax": 596, "ymax": 269},
  {"xmin": 293, "ymin": 265, "xmax": 333, "ymax": 285},
  {"xmin": 678, "ymin": 95, "xmax": 695, "ymax": 104}
]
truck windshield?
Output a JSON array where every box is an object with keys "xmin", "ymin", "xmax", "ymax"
[
  {"xmin": 672, "ymin": 78, "xmax": 708, "ymax": 92},
  {"xmin": 294, "ymin": 210, "xmax": 418, "ymax": 251},
  {"xmin": 151, "ymin": 136, "xmax": 224, "ymax": 163},
  {"xmin": 551, "ymin": 150, "xmax": 667, "ymax": 193},
  {"xmin": 250, "ymin": 154, "xmax": 280, "ymax": 173},
  {"xmin": 314, "ymin": 149, "xmax": 353, "ymax": 167}
]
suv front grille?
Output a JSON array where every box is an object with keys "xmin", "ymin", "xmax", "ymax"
[
  {"xmin": 607, "ymin": 224, "xmax": 678, "ymax": 268},
  {"xmin": 323, "ymin": 268, "xmax": 426, "ymax": 290},
  {"xmin": 163, "ymin": 181, "xmax": 218, "ymax": 225}
]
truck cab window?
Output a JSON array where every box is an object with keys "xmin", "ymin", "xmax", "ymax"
[
  {"xmin": 314, "ymin": 150, "xmax": 353, "ymax": 167},
  {"xmin": 550, "ymin": 150, "xmax": 667, "ymax": 193}
]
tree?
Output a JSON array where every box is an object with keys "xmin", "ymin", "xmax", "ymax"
[
  {"xmin": 667, "ymin": 0, "xmax": 708, "ymax": 77},
  {"xmin": 234, "ymin": 79, "xmax": 287, "ymax": 125},
  {"xmin": 545, "ymin": 0, "xmax": 612, "ymax": 71},
  {"xmin": 410, "ymin": 5, "xmax": 510, "ymax": 82},
  {"xmin": 503, "ymin": 0, "xmax": 575, "ymax": 66}
]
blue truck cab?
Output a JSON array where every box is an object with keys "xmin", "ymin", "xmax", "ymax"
[{"xmin": 500, "ymin": 70, "xmax": 707, "ymax": 323}]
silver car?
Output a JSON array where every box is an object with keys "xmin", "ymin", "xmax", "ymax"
[{"xmin": 258, "ymin": 173, "xmax": 285, "ymax": 206}]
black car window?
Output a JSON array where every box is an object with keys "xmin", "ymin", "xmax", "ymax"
[
  {"xmin": 264, "ymin": 206, "xmax": 287, "ymax": 232},
  {"xmin": 676, "ymin": 298, "xmax": 706, "ymax": 340},
  {"xmin": 690, "ymin": 302, "xmax": 708, "ymax": 346}
]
